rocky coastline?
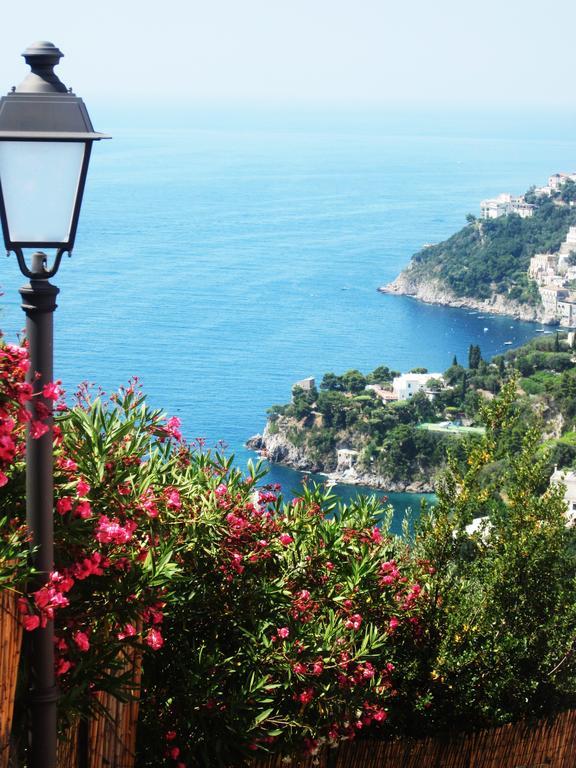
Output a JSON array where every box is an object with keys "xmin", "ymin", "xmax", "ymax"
[
  {"xmin": 246, "ymin": 428, "xmax": 435, "ymax": 494},
  {"xmin": 380, "ymin": 273, "xmax": 548, "ymax": 324}
]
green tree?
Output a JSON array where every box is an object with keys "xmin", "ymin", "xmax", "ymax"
[
  {"xmin": 468, "ymin": 345, "xmax": 482, "ymax": 370},
  {"xmin": 341, "ymin": 369, "xmax": 367, "ymax": 394},
  {"xmin": 320, "ymin": 372, "xmax": 344, "ymax": 391}
]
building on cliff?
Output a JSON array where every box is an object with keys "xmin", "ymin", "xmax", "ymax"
[
  {"xmin": 551, "ymin": 467, "xmax": 576, "ymax": 523},
  {"xmin": 392, "ymin": 372, "xmax": 443, "ymax": 401},
  {"xmin": 529, "ymin": 227, "xmax": 576, "ymax": 326},
  {"xmin": 480, "ymin": 193, "xmax": 534, "ymax": 220},
  {"xmin": 292, "ymin": 377, "xmax": 315, "ymax": 393}
]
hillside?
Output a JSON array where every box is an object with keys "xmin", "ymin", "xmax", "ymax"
[
  {"xmin": 381, "ymin": 181, "xmax": 576, "ymax": 318},
  {"xmin": 248, "ymin": 334, "xmax": 576, "ymax": 490}
]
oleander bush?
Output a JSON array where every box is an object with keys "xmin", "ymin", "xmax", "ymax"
[{"xmin": 2, "ymin": 333, "xmax": 576, "ymax": 768}]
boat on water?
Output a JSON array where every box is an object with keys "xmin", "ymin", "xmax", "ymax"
[{"xmin": 504, "ymin": 341, "xmax": 513, "ymax": 345}]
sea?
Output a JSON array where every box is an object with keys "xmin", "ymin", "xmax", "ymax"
[{"xmin": 2, "ymin": 106, "xmax": 575, "ymax": 533}]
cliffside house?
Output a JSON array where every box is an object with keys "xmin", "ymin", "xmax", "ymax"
[
  {"xmin": 480, "ymin": 193, "xmax": 534, "ymax": 220},
  {"xmin": 528, "ymin": 253, "xmax": 558, "ymax": 282},
  {"xmin": 534, "ymin": 171, "xmax": 576, "ymax": 197},
  {"xmin": 336, "ymin": 448, "xmax": 359, "ymax": 471},
  {"xmin": 292, "ymin": 377, "xmax": 315, "ymax": 394},
  {"xmin": 392, "ymin": 373, "xmax": 444, "ymax": 401},
  {"xmin": 539, "ymin": 287, "xmax": 569, "ymax": 320},
  {"xmin": 558, "ymin": 299, "xmax": 576, "ymax": 328},
  {"xmin": 528, "ymin": 228, "xmax": 576, "ymax": 325},
  {"xmin": 558, "ymin": 225, "xmax": 576, "ymax": 266},
  {"xmin": 365, "ymin": 384, "xmax": 398, "ymax": 402},
  {"xmin": 549, "ymin": 172, "xmax": 576, "ymax": 191},
  {"xmin": 551, "ymin": 467, "xmax": 576, "ymax": 523}
]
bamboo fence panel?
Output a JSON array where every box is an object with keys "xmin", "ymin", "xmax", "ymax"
[
  {"xmin": 252, "ymin": 709, "xmax": 576, "ymax": 768},
  {"xmin": 57, "ymin": 722, "xmax": 79, "ymax": 768},
  {"xmin": 86, "ymin": 643, "xmax": 143, "ymax": 768},
  {"xmin": 0, "ymin": 577, "xmax": 23, "ymax": 768}
]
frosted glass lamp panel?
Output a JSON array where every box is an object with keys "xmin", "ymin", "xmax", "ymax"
[{"xmin": 0, "ymin": 141, "xmax": 85, "ymax": 244}]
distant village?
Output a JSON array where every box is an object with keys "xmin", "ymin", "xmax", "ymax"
[{"xmin": 481, "ymin": 172, "xmax": 576, "ymax": 326}]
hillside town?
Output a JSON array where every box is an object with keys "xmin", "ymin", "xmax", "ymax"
[
  {"xmin": 528, "ymin": 224, "xmax": 576, "ymax": 325},
  {"xmin": 480, "ymin": 172, "xmax": 576, "ymax": 220},
  {"xmin": 481, "ymin": 172, "xmax": 576, "ymax": 326}
]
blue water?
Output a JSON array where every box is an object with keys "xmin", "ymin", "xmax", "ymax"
[{"xmin": 1, "ymin": 107, "xmax": 572, "ymax": 527}]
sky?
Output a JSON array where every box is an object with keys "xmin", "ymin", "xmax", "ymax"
[{"xmin": 0, "ymin": 0, "xmax": 575, "ymax": 111}]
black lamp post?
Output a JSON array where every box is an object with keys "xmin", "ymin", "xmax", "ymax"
[{"xmin": 0, "ymin": 42, "xmax": 107, "ymax": 768}]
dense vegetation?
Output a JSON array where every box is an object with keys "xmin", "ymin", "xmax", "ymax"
[
  {"xmin": 264, "ymin": 333, "xmax": 576, "ymax": 485},
  {"xmin": 401, "ymin": 181, "xmax": 576, "ymax": 302},
  {"xmin": 3, "ymin": 332, "xmax": 576, "ymax": 767}
]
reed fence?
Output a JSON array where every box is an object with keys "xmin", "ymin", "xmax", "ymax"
[
  {"xmin": 255, "ymin": 709, "xmax": 576, "ymax": 768},
  {"xmin": 0, "ymin": 577, "xmax": 23, "ymax": 768}
]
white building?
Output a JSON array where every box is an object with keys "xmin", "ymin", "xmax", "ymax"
[
  {"xmin": 539, "ymin": 287, "xmax": 569, "ymax": 319},
  {"xmin": 365, "ymin": 384, "xmax": 398, "ymax": 402},
  {"xmin": 336, "ymin": 449, "xmax": 358, "ymax": 471},
  {"xmin": 558, "ymin": 226, "xmax": 576, "ymax": 266},
  {"xmin": 551, "ymin": 467, "xmax": 576, "ymax": 524},
  {"xmin": 480, "ymin": 193, "xmax": 534, "ymax": 220},
  {"xmin": 558, "ymin": 300, "xmax": 576, "ymax": 327},
  {"xmin": 549, "ymin": 172, "xmax": 576, "ymax": 191},
  {"xmin": 392, "ymin": 373, "xmax": 443, "ymax": 401},
  {"xmin": 292, "ymin": 377, "xmax": 315, "ymax": 393},
  {"xmin": 528, "ymin": 253, "xmax": 558, "ymax": 281}
]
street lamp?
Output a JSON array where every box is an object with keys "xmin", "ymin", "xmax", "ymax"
[{"xmin": 0, "ymin": 42, "xmax": 108, "ymax": 768}]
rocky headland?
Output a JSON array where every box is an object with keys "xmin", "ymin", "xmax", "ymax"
[
  {"xmin": 380, "ymin": 273, "xmax": 546, "ymax": 323},
  {"xmin": 246, "ymin": 421, "xmax": 435, "ymax": 493}
]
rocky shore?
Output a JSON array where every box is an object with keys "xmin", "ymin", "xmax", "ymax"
[
  {"xmin": 380, "ymin": 273, "xmax": 548, "ymax": 324},
  {"xmin": 246, "ymin": 427, "xmax": 435, "ymax": 494}
]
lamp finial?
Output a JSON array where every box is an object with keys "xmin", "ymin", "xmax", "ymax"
[{"xmin": 17, "ymin": 42, "xmax": 68, "ymax": 94}]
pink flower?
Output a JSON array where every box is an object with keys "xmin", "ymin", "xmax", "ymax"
[
  {"xmin": 345, "ymin": 614, "xmax": 362, "ymax": 631},
  {"xmin": 311, "ymin": 661, "xmax": 324, "ymax": 676},
  {"xmin": 117, "ymin": 623, "xmax": 137, "ymax": 640},
  {"xmin": 292, "ymin": 662, "xmax": 307, "ymax": 675},
  {"xmin": 361, "ymin": 662, "xmax": 375, "ymax": 679},
  {"xmin": 166, "ymin": 489, "xmax": 182, "ymax": 510},
  {"xmin": 76, "ymin": 478, "xmax": 91, "ymax": 497},
  {"xmin": 75, "ymin": 501, "xmax": 92, "ymax": 519},
  {"xmin": 0, "ymin": 471, "xmax": 7, "ymax": 488},
  {"xmin": 165, "ymin": 731, "xmax": 177, "ymax": 742},
  {"xmin": 42, "ymin": 381, "xmax": 62, "ymax": 401},
  {"xmin": 30, "ymin": 420, "xmax": 49, "ymax": 439},
  {"xmin": 0, "ymin": 434, "xmax": 15, "ymax": 461},
  {"xmin": 59, "ymin": 458, "xmax": 78, "ymax": 473},
  {"xmin": 145, "ymin": 628, "xmax": 164, "ymax": 650},
  {"xmin": 169, "ymin": 747, "xmax": 181, "ymax": 760},
  {"xmin": 298, "ymin": 688, "xmax": 314, "ymax": 705},
  {"xmin": 55, "ymin": 659, "xmax": 72, "ymax": 677},
  {"xmin": 95, "ymin": 516, "xmax": 136, "ymax": 545},
  {"xmin": 73, "ymin": 631, "xmax": 90, "ymax": 652},
  {"xmin": 165, "ymin": 416, "xmax": 182, "ymax": 441},
  {"xmin": 279, "ymin": 533, "xmax": 293, "ymax": 546},
  {"xmin": 388, "ymin": 616, "xmax": 399, "ymax": 633},
  {"xmin": 277, "ymin": 627, "xmax": 289, "ymax": 639},
  {"xmin": 23, "ymin": 614, "xmax": 40, "ymax": 631},
  {"xmin": 56, "ymin": 497, "xmax": 73, "ymax": 515}
]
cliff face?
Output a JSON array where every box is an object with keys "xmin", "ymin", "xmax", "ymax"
[
  {"xmin": 380, "ymin": 273, "xmax": 547, "ymax": 323},
  {"xmin": 247, "ymin": 421, "xmax": 319, "ymax": 472},
  {"xmin": 247, "ymin": 419, "xmax": 435, "ymax": 493}
]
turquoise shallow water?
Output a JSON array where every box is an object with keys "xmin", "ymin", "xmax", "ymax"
[{"xmin": 1, "ymin": 107, "xmax": 572, "ymax": 526}]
